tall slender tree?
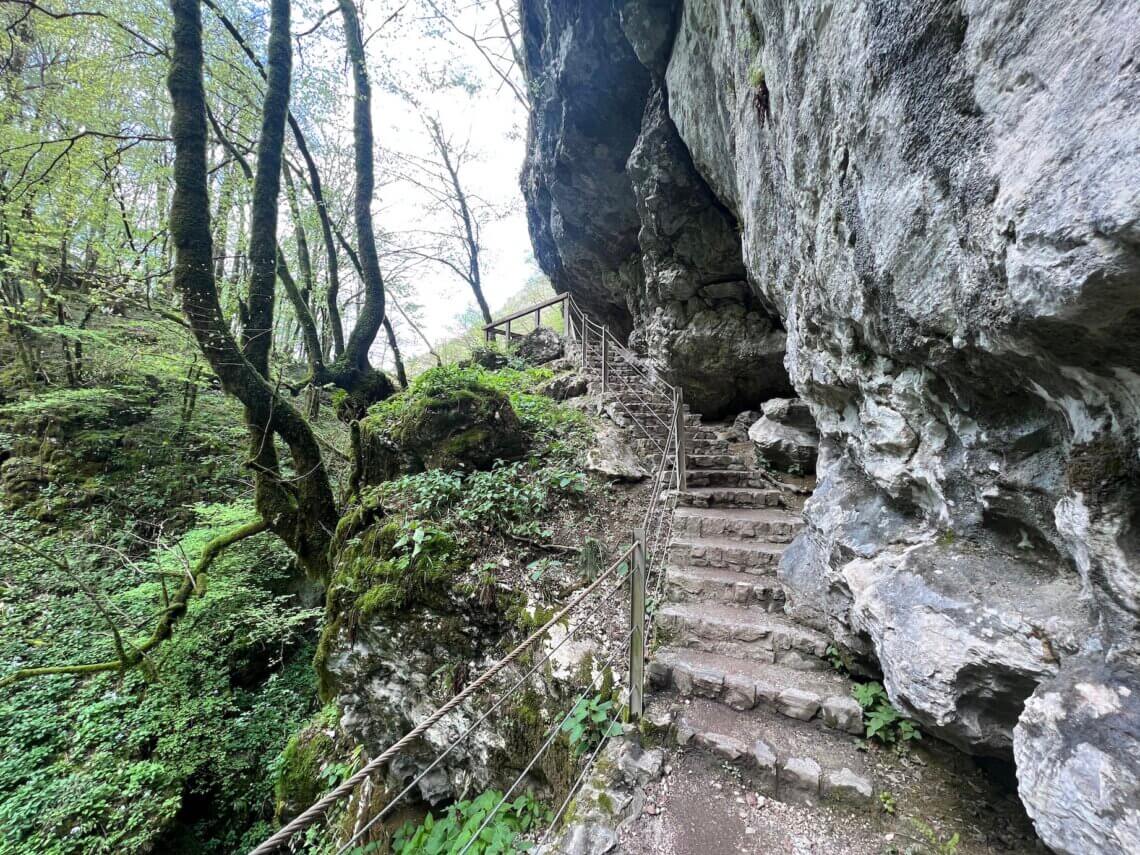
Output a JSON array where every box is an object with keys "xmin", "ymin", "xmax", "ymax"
[{"xmin": 168, "ymin": 0, "xmax": 337, "ymax": 579}]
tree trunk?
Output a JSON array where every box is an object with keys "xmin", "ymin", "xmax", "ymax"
[
  {"xmin": 168, "ymin": 0, "xmax": 336, "ymax": 580},
  {"xmin": 428, "ymin": 116, "xmax": 491, "ymax": 324},
  {"xmin": 338, "ymin": 0, "xmax": 386, "ymax": 373}
]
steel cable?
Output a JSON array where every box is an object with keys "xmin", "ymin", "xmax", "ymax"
[{"xmin": 249, "ymin": 546, "xmax": 634, "ymax": 854}]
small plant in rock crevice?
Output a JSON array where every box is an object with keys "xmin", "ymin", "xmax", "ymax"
[
  {"xmin": 826, "ymin": 643, "xmax": 850, "ymax": 674},
  {"xmin": 852, "ymin": 681, "xmax": 921, "ymax": 748},
  {"xmin": 561, "ymin": 694, "xmax": 623, "ymax": 756}
]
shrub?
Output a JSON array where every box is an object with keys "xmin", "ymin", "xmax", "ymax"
[
  {"xmin": 852, "ymin": 681, "xmax": 921, "ymax": 747},
  {"xmin": 390, "ymin": 789, "xmax": 550, "ymax": 855}
]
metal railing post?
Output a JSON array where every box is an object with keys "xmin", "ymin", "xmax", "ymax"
[
  {"xmin": 674, "ymin": 389, "xmax": 687, "ymax": 493},
  {"xmin": 630, "ymin": 527, "xmax": 646, "ymax": 721},
  {"xmin": 581, "ymin": 317, "xmax": 589, "ymax": 369},
  {"xmin": 601, "ymin": 328, "xmax": 609, "ymax": 392}
]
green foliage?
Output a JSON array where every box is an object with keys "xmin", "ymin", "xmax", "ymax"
[
  {"xmin": 0, "ymin": 502, "xmax": 321, "ymax": 854},
  {"xmin": 378, "ymin": 459, "xmax": 588, "ymax": 540},
  {"xmin": 560, "ymin": 694, "xmax": 622, "ymax": 756},
  {"xmin": 391, "ymin": 789, "xmax": 550, "ymax": 855},
  {"xmin": 890, "ymin": 819, "xmax": 961, "ymax": 855},
  {"xmin": 851, "ymin": 682, "xmax": 922, "ymax": 748},
  {"xmin": 879, "ymin": 791, "xmax": 897, "ymax": 815},
  {"xmin": 825, "ymin": 643, "xmax": 850, "ymax": 674}
]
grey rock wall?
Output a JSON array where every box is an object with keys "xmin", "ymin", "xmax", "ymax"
[{"xmin": 520, "ymin": 0, "xmax": 1140, "ymax": 850}]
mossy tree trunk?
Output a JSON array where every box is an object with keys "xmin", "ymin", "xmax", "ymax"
[
  {"xmin": 168, "ymin": 0, "xmax": 337, "ymax": 579},
  {"xmin": 338, "ymin": 0, "xmax": 387, "ymax": 376}
]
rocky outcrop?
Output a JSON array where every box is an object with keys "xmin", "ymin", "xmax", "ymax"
[
  {"xmin": 747, "ymin": 398, "xmax": 818, "ymax": 474},
  {"xmin": 1014, "ymin": 656, "xmax": 1140, "ymax": 855},
  {"xmin": 523, "ymin": 1, "xmax": 790, "ymax": 415},
  {"xmin": 514, "ymin": 326, "xmax": 564, "ymax": 365},
  {"xmin": 521, "ymin": 0, "xmax": 1140, "ymax": 848}
]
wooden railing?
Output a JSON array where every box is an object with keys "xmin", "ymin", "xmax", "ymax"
[{"xmin": 482, "ymin": 293, "xmax": 570, "ymax": 343}]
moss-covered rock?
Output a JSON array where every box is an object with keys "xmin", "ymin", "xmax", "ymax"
[
  {"xmin": 274, "ymin": 726, "xmax": 337, "ymax": 822},
  {"xmin": 315, "ymin": 495, "xmax": 469, "ymax": 700},
  {"xmin": 355, "ymin": 366, "xmax": 526, "ymax": 485}
]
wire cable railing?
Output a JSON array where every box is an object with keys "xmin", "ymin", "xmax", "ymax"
[{"xmin": 251, "ymin": 297, "xmax": 689, "ymax": 853}]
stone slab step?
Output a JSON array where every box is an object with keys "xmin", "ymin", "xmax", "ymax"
[
  {"xmin": 673, "ymin": 506, "xmax": 803, "ymax": 542},
  {"xmin": 684, "ymin": 469, "xmax": 779, "ymax": 489},
  {"xmin": 665, "ymin": 566, "xmax": 786, "ymax": 608},
  {"xmin": 687, "ymin": 453, "xmax": 748, "ymax": 470},
  {"xmin": 677, "ymin": 486, "xmax": 784, "ymax": 509},
  {"xmin": 656, "ymin": 602, "xmax": 830, "ymax": 667},
  {"xmin": 666, "ymin": 537, "xmax": 786, "ymax": 573},
  {"xmin": 648, "ymin": 647, "xmax": 863, "ymax": 735},
  {"xmin": 649, "ymin": 694, "xmax": 875, "ymax": 809}
]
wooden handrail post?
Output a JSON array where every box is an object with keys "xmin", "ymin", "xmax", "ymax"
[
  {"xmin": 674, "ymin": 389, "xmax": 687, "ymax": 493},
  {"xmin": 630, "ymin": 527, "xmax": 646, "ymax": 721},
  {"xmin": 506, "ymin": 318, "xmax": 512, "ymax": 341}
]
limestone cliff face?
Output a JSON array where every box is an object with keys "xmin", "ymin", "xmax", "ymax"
[{"xmin": 520, "ymin": 0, "xmax": 1140, "ymax": 850}]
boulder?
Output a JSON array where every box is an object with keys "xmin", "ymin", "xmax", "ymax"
[
  {"xmin": 727, "ymin": 409, "xmax": 762, "ymax": 442},
  {"xmin": 538, "ymin": 372, "xmax": 588, "ymax": 401},
  {"xmin": 513, "ymin": 327, "xmax": 563, "ymax": 365},
  {"xmin": 843, "ymin": 539, "xmax": 1086, "ymax": 756},
  {"xmin": 1014, "ymin": 656, "xmax": 1140, "ymax": 855},
  {"xmin": 0, "ymin": 457, "xmax": 57, "ymax": 508},
  {"xmin": 468, "ymin": 347, "xmax": 510, "ymax": 370},
  {"xmin": 585, "ymin": 424, "xmax": 646, "ymax": 482},
  {"xmin": 747, "ymin": 398, "xmax": 818, "ymax": 474},
  {"xmin": 355, "ymin": 372, "xmax": 526, "ymax": 484}
]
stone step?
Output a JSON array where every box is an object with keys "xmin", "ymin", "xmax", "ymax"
[
  {"xmin": 656, "ymin": 602, "xmax": 830, "ymax": 667},
  {"xmin": 684, "ymin": 437, "xmax": 730, "ymax": 453},
  {"xmin": 687, "ymin": 453, "xmax": 748, "ymax": 471},
  {"xmin": 666, "ymin": 537, "xmax": 786, "ymax": 574},
  {"xmin": 677, "ymin": 486, "xmax": 784, "ymax": 509},
  {"xmin": 665, "ymin": 567, "xmax": 786, "ymax": 609},
  {"xmin": 684, "ymin": 469, "xmax": 778, "ymax": 489},
  {"xmin": 648, "ymin": 647, "xmax": 863, "ymax": 735},
  {"xmin": 647, "ymin": 693, "xmax": 876, "ymax": 809},
  {"xmin": 672, "ymin": 506, "xmax": 803, "ymax": 542}
]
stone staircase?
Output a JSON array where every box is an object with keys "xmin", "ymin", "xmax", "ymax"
[
  {"xmin": 578, "ymin": 344, "xmax": 877, "ymax": 810},
  {"xmin": 645, "ymin": 418, "xmax": 877, "ymax": 813}
]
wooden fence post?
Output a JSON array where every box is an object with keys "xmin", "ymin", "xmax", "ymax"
[{"xmin": 630, "ymin": 527, "xmax": 646, "ymax": 721}]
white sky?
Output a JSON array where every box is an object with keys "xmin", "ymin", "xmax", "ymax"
[{"xmin": 362, "ymin": 0, "xmax": 538, "ymax": 353}]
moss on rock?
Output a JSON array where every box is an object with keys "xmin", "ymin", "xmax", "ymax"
[
  {"xmin": 273, "ymin": 727, "xmax": 336, "ymax": 822},
  {"xmin": 354, "ymin": 365, "xmax": 527, "ymax": 486}
]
